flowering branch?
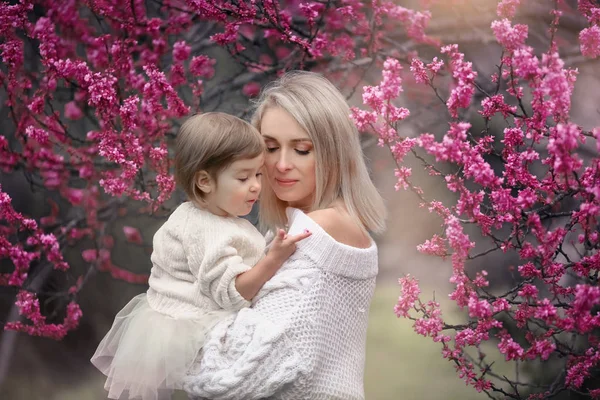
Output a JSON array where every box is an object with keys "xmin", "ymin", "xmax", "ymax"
[{"xmin": 353, "ymin": 0, "xmax": 600, "ymax": 397}]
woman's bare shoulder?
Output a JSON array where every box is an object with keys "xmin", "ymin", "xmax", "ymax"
[{"xmin": 307, "ymin": 208, "xmax": 371, "ymax": 249}]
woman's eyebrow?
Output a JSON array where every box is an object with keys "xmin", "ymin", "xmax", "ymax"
[{"xmin": 262, "ymin": 135, "xmax": 312, "ymax": 144}]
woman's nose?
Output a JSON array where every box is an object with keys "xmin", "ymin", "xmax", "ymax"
[{"xmin": 275, "ymin": 151, "xmax": 293, "ymax": 172}]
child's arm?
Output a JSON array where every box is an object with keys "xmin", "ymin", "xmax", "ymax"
[{"xmin": 235, "ymin": 229, "xmax": 311, "ymax": 301}]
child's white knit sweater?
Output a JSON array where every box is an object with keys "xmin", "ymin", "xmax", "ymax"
[
  {"xmin": 147, "ymin": 202, "xmax": 266, "ymax": 319},
  {"xmin": 182, "ymin": 208, "xmax": 378, "ymax": 400}
]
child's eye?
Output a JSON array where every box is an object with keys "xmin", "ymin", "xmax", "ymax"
[
  {"xmin": 295, "ymin": 149, "xmax": 310, "ymax": 155},
  {"xmin": 256, "ymin": 172, "xmax": 263, "ymax": 177},
  {"xmin": 238, "ymin": 178, "xmax": 248, "ymax": 182},
  {"xmin": 266, "ymin": 147, "xmax": 278, "ymax": 153}
]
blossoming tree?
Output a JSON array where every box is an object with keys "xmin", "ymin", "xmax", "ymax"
[
  {"xmin": 1, "ymin": 0, "xmax": 599, "ymax": 398},
  {"xmin": 351, "ymin": 1, "xmax": 600, "ymax": 398}
]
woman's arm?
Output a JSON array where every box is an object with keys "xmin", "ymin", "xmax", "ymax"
[
  {"xmin": 181, "ymin": 306, "xmax": 306, "ymax": 400},
  {"xmin": 182, "ymin": 255, "xmax": 318, "ymax": 399}
]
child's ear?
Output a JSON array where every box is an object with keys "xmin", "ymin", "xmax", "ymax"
[{"xmin": 195, "ymin": 171, "xmax": 213, "ymax": 194}]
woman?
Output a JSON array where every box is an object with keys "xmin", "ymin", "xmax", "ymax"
[{"xmin": 181, "ymin": 71, "xmax": 386, "ymax": 400}]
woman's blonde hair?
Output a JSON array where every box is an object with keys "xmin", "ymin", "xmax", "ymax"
[
  {"xmin": 252, "ymin": 71, "xmax": 386, "ymax": 233},
  {"xmin": 175, "ymin": 112, "xmax": 264, "ymax": 207}
]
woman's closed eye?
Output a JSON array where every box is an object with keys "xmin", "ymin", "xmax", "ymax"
[{"xmin": 266, "ymin": 146, "xmax": 310, "ymax": 155}]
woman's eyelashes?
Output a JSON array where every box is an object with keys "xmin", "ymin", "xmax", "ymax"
[{"xmin": 265, "ymin": 146, "xmax": 311, "ymax": 155}]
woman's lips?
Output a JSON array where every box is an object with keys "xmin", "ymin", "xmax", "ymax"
[{"xmin": 275, "ymin": 178, "xmax": 298, "ymax": 187}]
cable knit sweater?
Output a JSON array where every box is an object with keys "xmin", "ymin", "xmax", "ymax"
[
  {"xmin": 181, "ymin": 208, "xmax": 378, "ymax": 400},
  {"xmin": 146, "ymin": 202, "xmax": 266, "ymax": 319}
]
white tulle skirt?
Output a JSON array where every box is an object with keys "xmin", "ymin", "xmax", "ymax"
[{"xmin": 91, "ymin": 293, "xmax": 232, "ymax": 400}]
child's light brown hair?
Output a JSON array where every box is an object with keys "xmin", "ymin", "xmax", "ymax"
[{"xmin": 174, "ymin": 112, "xmax": 264, "ymax": 206}]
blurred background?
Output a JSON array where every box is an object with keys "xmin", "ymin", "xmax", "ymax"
[{"xmin": 1, "ymin": 0, "xmax": 600, "ymax": 399}]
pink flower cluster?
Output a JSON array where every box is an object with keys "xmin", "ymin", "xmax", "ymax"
[
  {"xmin": 441, "ymin": 44, "xmax": 477, "ymax": 118},
  {"xmin": 579, "ymin": 0, "xmax": 600, "ymax": 58},
  {"xmin": 4, "ymin": 291, "xmax": 82, "ymax": 340},
  {"xmin": 0, "ymin": 185, "xmax": 80, "ymax": 339},
  {"xmin": 349, "ymin": 2, "xmax": 600, "ymax": 397}
]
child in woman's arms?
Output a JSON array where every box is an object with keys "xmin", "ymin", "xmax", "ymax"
[{"xmin": 91, "ymin": 112, "xmax": 310, "ymax": 400}]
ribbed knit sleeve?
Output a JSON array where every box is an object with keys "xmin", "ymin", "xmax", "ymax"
[
  {"xmin": 196, "ymin": 241, "xmax": 252, "ymax": 310},
  {"xmin": 181, "ymin": 205, "xmax": 266, "ymax": 312}
]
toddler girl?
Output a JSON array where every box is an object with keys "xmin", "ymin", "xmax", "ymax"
[{"xmin": 91, "ymin": 112, "xmax": 310, "ymax": 400}]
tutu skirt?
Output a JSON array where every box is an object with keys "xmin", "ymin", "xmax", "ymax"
[{"xmin": 91, "ymin": 294, "xmax": 232, "ymax": 400}]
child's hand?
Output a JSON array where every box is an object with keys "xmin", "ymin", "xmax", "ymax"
[{"xmin": 266, "ymin": 228, "xmax": 312, "ymax": 265}]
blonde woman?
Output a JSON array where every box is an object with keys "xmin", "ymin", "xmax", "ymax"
[{"xmin": 182, "ymin": 72, "xmax": 386, "ymax": 400}]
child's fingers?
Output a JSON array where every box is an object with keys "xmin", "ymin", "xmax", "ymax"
[
  {"xmin": 275, "ymin": 229, "xmax": 287, "ymax": 241},
  {"xmin": 287, "ymin": 229, "xmax": 312, "ymax": 244}
]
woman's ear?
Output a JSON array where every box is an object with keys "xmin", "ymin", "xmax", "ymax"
[{"xmin": 195, "ymin": 170, "xmax": 213, "ymax": 194}]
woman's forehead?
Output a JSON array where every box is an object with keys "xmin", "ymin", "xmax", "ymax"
[{"xmin": 259, "ymin": 107, "xmax": 311, "ymax": 142}]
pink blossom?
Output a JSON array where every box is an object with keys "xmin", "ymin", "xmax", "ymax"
[
  {"xmin": 390, "ymin": 138, "xmax": 417, "ymax": 162},
  {"xmin": 414, "ymin": 301, "xmax": 443, "ymax": 338},
  {"xmin": 467, "ymin": 294, "xmax": 492, "ymax": 319},
  {"xmin": 427, "ymin": 57, "xmax": 444, "ymax": 74},
  {"xmin": 580, "ymin": 25, "xmax": 600, "ymax": 58},
  {"xmin": 417, "ymin": 234, "xmax": 447, "ymax": 257},
  {"xmin": 491, "ymin": 19, "xmax": 528, "ymax": 52},
  {"xmin": 394, "ymin": 167, "xmax": 412, "ymax": 190},
  {"xmin": 526, "ymin": 338, "xmax": 556, "ymax": 361},
  {"xmin": 394, "ymin": 274, "xmax": 420, "ymax": 318},
  {"xmin": 546, "ymin": 123, "xmax": 583, "ymax": 175},
  {"xmin": 123, "ymin": 226, "xmax": 143, "ymax": 245},
  {"xmin": 511, "ymin": 46, "xmax": 540, "ymax": 79},
  {"xmin": 493, "ymin": 298, "xmax": 510, "ymax": 313},
  {"xmin": 242, "ymin": 82, "xmax": 261, "ymax": 98},
  {"xmin": 172, "ymin": 41, "xmax": 191, "ymax": 62},
  {"xmin": 65, "ymin": 188, "xmax": 84, "ymax": 205},
  {"xmin": 566, "ymin": 348, "xmax": 600, "ymax": 388},
  {"xmin": 497, "ymin": 0, "xmax": 521, "ymax": 18},
  {"xmin": 189, "ymin": 55, "xmax": 216, "ymax": 78},
  {"xmin": 410, "ymin": 58, "xmax": 428, "ymax": 84},
  {"xmin": 479, "ymin": 95, "xmax": 517, "ymax": 118},
  {"xmin": 518, "ymin": 262, "xmax": 541, "ymax": 278},
  {"xmin": 498, "ymin": 331, "xmax": 524, "ymax": 361},
  {"xmin": 441, "ymin": 45, "xmax": 477, "ymax": 118},
  {"xmin": 64, "ymin": 101, "xmax": 83, "ymax": 120},
  {"xmin": 350, "ymin": 108, "xmax": 377, "ymax": 131},
  {"xmin": 85, "ymin": 72, "xmax": 118, "ymax": 118},
  {"xmin": 25, "ymin": 126, "xmax": 50, "ymax": 145}
]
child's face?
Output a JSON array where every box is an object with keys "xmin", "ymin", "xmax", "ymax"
[{"xmin": 202, "ymin": 154, "xmax": 264, "ymax": 217}]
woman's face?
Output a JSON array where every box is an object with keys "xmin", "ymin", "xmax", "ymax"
[{"xmin": 260, "ymin": 107, "xmax": 316, "ymax": 210}]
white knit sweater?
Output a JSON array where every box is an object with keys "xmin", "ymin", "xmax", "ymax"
[
  {"xmin": 146, "ymin": 202, "xmax": 266, "ymax": 318},
  {"xmin": 182, "ymin": 208, "xmax": 378, "ymax": 400}
]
